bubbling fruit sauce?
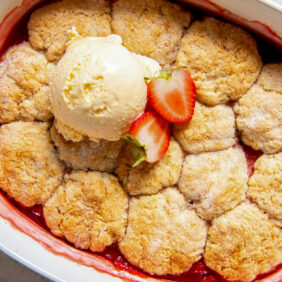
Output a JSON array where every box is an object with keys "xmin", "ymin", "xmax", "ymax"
[{"xmin": 0, "ymin": 1, "xmax": 281, "ymax": 282}]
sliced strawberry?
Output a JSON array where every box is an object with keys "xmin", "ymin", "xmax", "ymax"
[
  {"xmin": 147, "ymin": 69, "xmax": 196, "ymax": 124},
  {"xmin": 122, "ymin": 111, "xmax": 170, "ymax": 165}
]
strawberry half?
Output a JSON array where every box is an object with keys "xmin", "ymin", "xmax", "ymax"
[
  {"xmin": 122, "ymin": 111, "xmax": 170, "ymax": 166},
  {"xmin": 147, "ymin": 69, "xmax": 196, "ymax": 124}
]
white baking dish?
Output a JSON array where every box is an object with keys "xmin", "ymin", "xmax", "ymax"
[{"xmin": 0, "ymin": 0, "xmax": 281, "ymax": 281}]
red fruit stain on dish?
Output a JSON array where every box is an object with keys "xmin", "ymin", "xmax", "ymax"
[
  {"xmin": 0, "ymin": 190, "xmax": 223, "ymax": 282},
  {"xmin": 182, "ymin": 0, "xmax": 282, "ymax": 48},
  {"xmin": 0, "ymin": 190, "xmax": 154, "ymax": 282},
  {"xmin": 0, "ymin": 1, "xmax": 281, "ymax": 282},
  {"xmin": 1, "ymin": 189, "xmax": 281, "ymax": 282},
  {"xmin": 147, "ymin": 69, "xmax": 196, "ymax": 124},
  {"xmin": 0, "ymin": 0, "xmax": 46, "ymax": 54}
]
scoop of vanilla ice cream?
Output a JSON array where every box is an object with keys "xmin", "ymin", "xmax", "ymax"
[{"xmin": 51, "ymin": 34, "xmax": 161, "ymax": 141}]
